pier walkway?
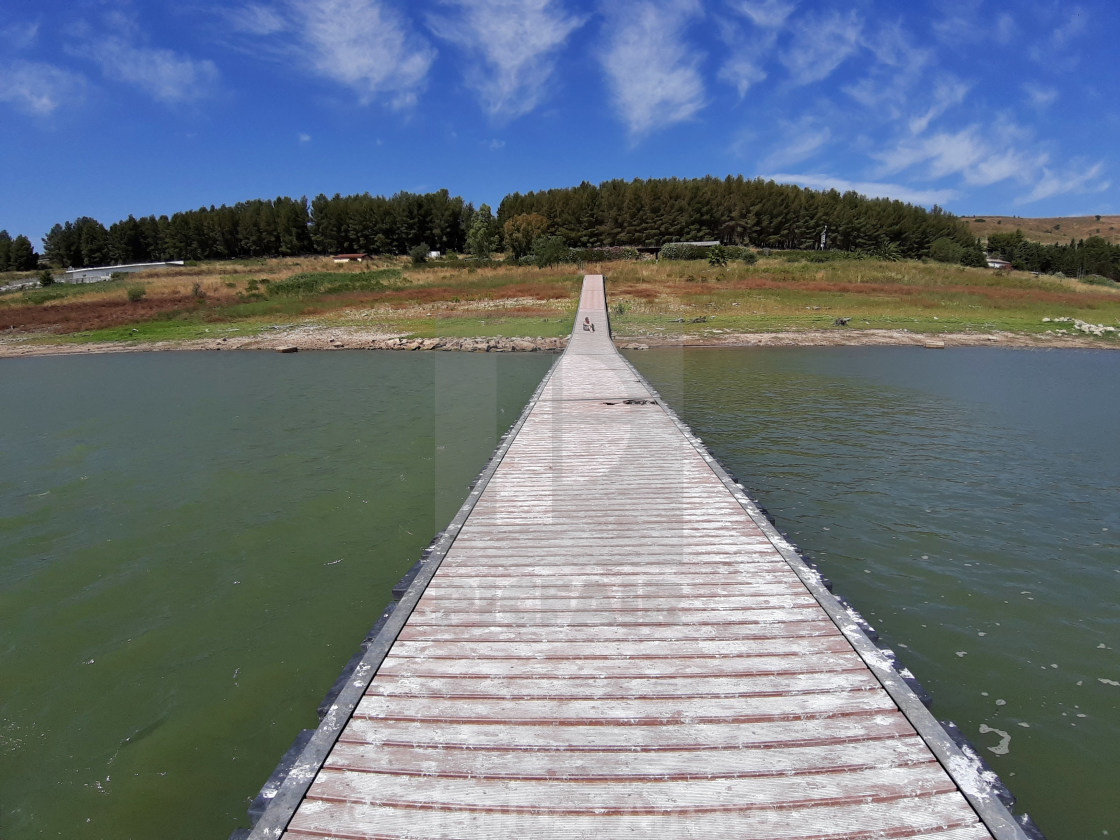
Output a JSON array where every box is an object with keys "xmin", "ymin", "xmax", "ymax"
[{"xmin": 248, "ymin": 275, "xmax": 1027, "ymax": 839}]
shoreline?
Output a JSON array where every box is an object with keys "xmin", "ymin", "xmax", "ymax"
[{"xmin": 1, "ymin": 325, "xmax": 1116, "ymax": 358}]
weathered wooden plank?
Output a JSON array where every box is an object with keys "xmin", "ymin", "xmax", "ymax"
[
  {"xmin": 403, "ymin": 606, "xmax": 849, "ymax": 628},
  {"xmin": 396, "ymin": 619, "xmax": 838, "ymax": 642},
  {"xmin": 283, "ymin": 799, "xmax": 993, "ymax": 840},
  {"xmin": 359, "ymin": 670, "xmax": 878, "ymax": 700},
  {"xmin": 375, "ymin": 652, "xmax": 868, "ymax": 679},
  {"xmin": 351, "ymin": 690, "xmax": 897, "ymax": 725},
  {"xmin": 385, "ymin": 636, "xmax": 854, "ymax": 660},
  {"xmin": 307, "ymin": 762, "xmax": 960, "ymax": 811},
  {"xmin": 337, "ymin": 714, "xmax": 920, "ymax": 752},
  {"xmin": 323, "ymin": 736, "xmax": 933, "ymax": 779}
]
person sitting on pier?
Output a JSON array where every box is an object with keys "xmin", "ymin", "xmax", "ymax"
[{"xmin": 583, "ymin": 316, "xmax": 595, "ymax": 332}]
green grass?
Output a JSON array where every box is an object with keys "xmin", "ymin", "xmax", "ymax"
[
  {"xmin": 12, "ymin": 255, "xmax": 1120, "ymax": 347},
  {"xmin": 1, "ymin": 280, "xmax": 123, "ymax": 305},
  {"xmin": 266, "ymin": 268, "xmax": 405, "ymax": 296}
]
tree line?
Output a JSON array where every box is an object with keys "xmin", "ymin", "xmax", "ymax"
[
  {"xmin": 39, "ymin": 191, "xmax": 472, "ymax": 269},
  {"xmin": 496, "ymin": 176, "xmax": 978, "ymax": 259},
  {"xmin": 986, "ymin": 230, "xmax": 1119, "ymax": 280},
  {"xmin": 0, "ymin": 230, "xmax": 40, "ymax": 272},
  {"xmin": 30, "ymin": 175, "xmax": 991, "ymax": 270}
]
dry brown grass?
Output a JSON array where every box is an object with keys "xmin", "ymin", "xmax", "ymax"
[
  {"xmin": 960, "ymin": 215, "xmax": 1120, "ymax": 245},
  {"xmin": 4, "ymin": 253, "xmax": 1120, "ymax": 342}
]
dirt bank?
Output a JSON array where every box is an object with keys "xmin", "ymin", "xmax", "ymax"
[{"xmin": 1, "ymin": 323, "xmax": 1115, "ymax": 359}]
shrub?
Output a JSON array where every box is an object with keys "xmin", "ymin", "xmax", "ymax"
[
  {"xmin": 38, "ymin": 270, "xmax": 54, "ymax": 287},
  {"xmin": 929, "ymin": 237, "xmax": 964, "ymax": 264},
  {"xmin": 659, "ymin": 242, "xmax": 756, "ymax": 263},
  {"xmin": 960, "ymin": 245, "xmax": 987, "ymax": 267},
  {"xmin": 127, "ymin": 286, "xmax": 146, "ymax": 302},
  {"xmin": 659, "ymin": 243, "xmax": 714, "ymax": 261},
  {"xmin": 532, "ymin": 236, "xmax": 568, "ymax": 268},
  {"xmin": 728, "ymin": 246, "xmax": 757, "ymax": 264},
  {"xmin": 267, "ymin": 269, "xmax": 402, "ymax": 297},
  {"xmin": 409, "ymin": 244, "xmax": 429, "ymax": 265},
  {"xmin": 570, "ymin": 246, "xmax": 640, "ymax": 262}
]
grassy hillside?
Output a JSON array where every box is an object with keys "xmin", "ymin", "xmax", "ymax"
[
  {"xmin": 960, "ymin": 215, "xmax": 1120, "ymax": 245},
  {"xmin": 3, "ymin": 253, "xmax": 1119, "ymax": 347}
]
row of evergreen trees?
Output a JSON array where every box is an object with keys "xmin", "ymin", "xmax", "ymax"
[
  {"xmin": 39, "ymin": 191, "xmax": 474, "ymax": 270},
  {"xmin": 0, "ymin": 230, "xmax": 40, "ymax": 272},
  {"xmin": 27, "ymin": 175, "xmax": 1115, "ymax": 277},
  {"xmin": 496, "ymin": 176, "xmax": 977, "ymax": 258},
  {"xmin": 987, "ymin": 230, "xmax": 1119, "ymax": 280}
]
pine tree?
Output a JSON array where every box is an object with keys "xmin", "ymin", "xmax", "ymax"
[{"xmin": 9, "ymin": 234, "xmax": 38, "ymax": 270}]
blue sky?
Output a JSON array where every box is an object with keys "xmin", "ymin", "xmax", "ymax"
[{"xmin": 2, "ymin": 0, "xmax": 1117, "ymax": 247}]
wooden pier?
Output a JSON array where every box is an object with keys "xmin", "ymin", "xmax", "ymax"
[{"xmin": 246, "ymin": 275, "xmax": 1030, "ymax": 839}]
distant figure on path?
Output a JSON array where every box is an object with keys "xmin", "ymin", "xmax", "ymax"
[{"xmin": 583, "ymin": 316, "xmax": 595, "ymax": 332}]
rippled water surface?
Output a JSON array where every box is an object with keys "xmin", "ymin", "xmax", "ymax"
[
  {"xmin": 4, "ymin": 347, "xmax": 1117, "ymax": 839},
  {"xmin": 628, "ymin": 346, "xmax": 1120, "ymax": 840},
  {"xmin": 0, "ymin": 351, "xmax": 554, "ymax": 839}
]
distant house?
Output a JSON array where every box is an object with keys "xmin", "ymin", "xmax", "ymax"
[
  {"xmin": 986, "ymin": 258, "xmax": 1012, "ymax": 270},
  {"xmin": 333, "ymin": 253, "xmax": 369, "ymax": 263}
]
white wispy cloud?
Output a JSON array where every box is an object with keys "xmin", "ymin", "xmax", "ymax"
[
  {"xmin": 993, "ymin": 12, "xmax": 1017, "ymax": 44},
  {"xmin": 763, "ymin": 172, "xmax": 959, "ymax": 207},
  {"xmin": 842, "ymin": 22, "xmax": 933, "ymax": 118},
  {"xmin": 226, "ymin": 3, "xmax": 289, "ymax": 35},
  {"xmin": 780, "ymin": 9, "xmax": 862, "ymax": 86},
  {"xmin": 760, "ymin": 118, "xmax": 830, "ymax": 169},
  {"xmin": 716, "ymin": 16, "xmax": 776, "ymax": 98},
  {"xmin": 1029, "ymin": 4, "xmax": 1088, "ymax": 67},
  {"xmin": 907, "ymin": 76, "xmax": 971, "ymax": 135},
  {"xmin": 875, "ymin": 124, "xmax": 1047, "ymax": 187},
  {"xmin": 860, "ymin": 20, "xmax": 930, "ymax": 69},
  {"xmin": 1023, "ymin": 82, "xmax": 1058, "ymax": 108},
  {"xmin": 227, "ymin": 0, "xmax": 435, "ymax": 108},
  {"xmin": 930, "ymin": 0, "xmax": 985, "ymax": 46},
  {"xmin": 1050, "ymin": 6, "xmax": 1088, "ymax": 48},
  {"xmin": 726, "ymin": 0, "xmax": 796, "ymax": 28},
  {"xmin": 1019, "ymin": 161, "xmax": 1109, "ymax": 204},
  {"xmin": 299, "ymin": 0, "xmax": 434, "ymax": 108},
  {"xmin": 0, "ymin": 60, "xmax": 88, "ymax": 115},
  {"xmin": 718, "ymin": 51, "xmax": 769, "ymax": 98},
  {"xmin": 600, "ymin": 0, "xmax": 706, "ymax": 137},
  {"xmin": 67, "ymin": 11, "xmax": 219, "ymax": 103},
  {"xmin": 427, "ymin": 0, "xmax": 586, "ymax": 119},
  {"xmin": 0, "ymin": 18, "xmax": 41, "ymax": 52}
]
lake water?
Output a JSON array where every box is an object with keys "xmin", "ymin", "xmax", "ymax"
[
  {"xmin": 627, "ymin": 346, "xmax": 1119, "ymax": 840},
  {"xmin": 2, "ymin": 347, "xmax": 1117, "ymax": 839},
  {"xmin": 0, "ymin": 351, "xmax": 554, "ymax": 839}
]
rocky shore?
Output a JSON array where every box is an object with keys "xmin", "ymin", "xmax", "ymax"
[{"xmin": 0, "ymin": 325, "xmax": 1115, "ymax": 358}]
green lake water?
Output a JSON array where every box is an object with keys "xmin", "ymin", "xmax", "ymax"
[
  {"xmin": 0, "ymin": 351, "xmax": 554, "ymax": 839},
  {"xmin": 628, "ymin": 346, "xmax": 1119, "ymax": 840},
  {"xmin": 2, "ymin": 346, "xmax": 1117, "ymax": 839}
]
